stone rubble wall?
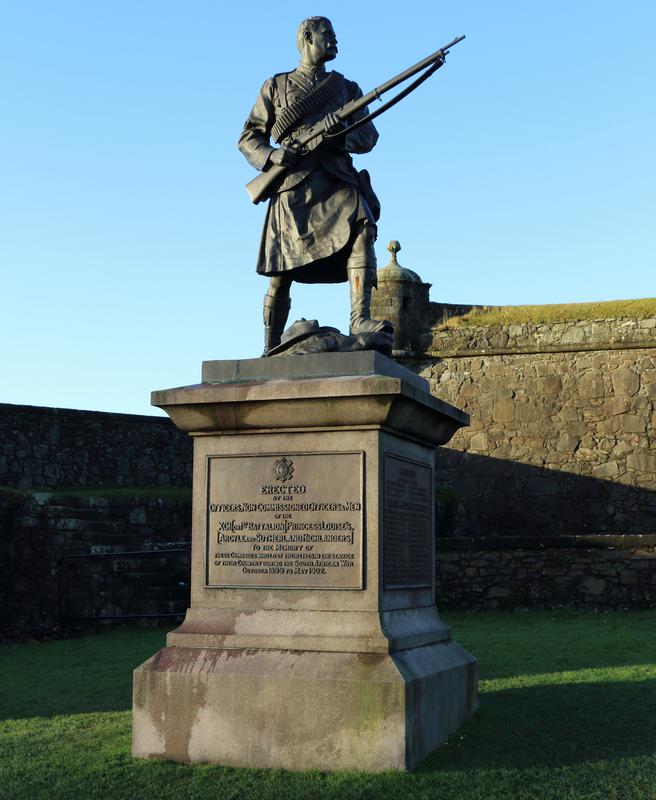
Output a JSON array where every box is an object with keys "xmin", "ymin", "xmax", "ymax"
[
  {"xmin": 412, "ymin": 317, "xmax": 656, "ymax": 538},
  {"xmin": 0, "ymin": 403, "xmax": 192, "ymax": 490},
  {"xmin": 429, "ymin": 315, "xmax": 656, "ymax": 355},
  {"xmin": 0, "ymin": 403, "xmax": 194, "ymax": 635},
  {"xmin": 436, "ymin": 535, "xmax": 656, "ymax": 610},
  {"xmin": 1, "ymin": 491, "xmax": 191, "ymax": 635},
  {"xmin": 2, "ymin": 311, "xmax": 655, "ymax": 624}
]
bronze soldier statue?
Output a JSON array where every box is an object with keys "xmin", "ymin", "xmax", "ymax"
[{"xmin": 238, "ymin": 16, "xmax": 392, "ymax": 355}]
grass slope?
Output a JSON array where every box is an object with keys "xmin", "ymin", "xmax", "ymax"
[
  {"xmin": 440, "ymin": 298, "xmax": 656, "ymax": 328},
  {"xmin": 1, "ymin": 612, "xmax": 655, "ymax": 800}
]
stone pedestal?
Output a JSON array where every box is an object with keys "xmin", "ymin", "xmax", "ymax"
[{"xmin": 132, "ymin": 352, "xmax": 478, "ymax": 772}]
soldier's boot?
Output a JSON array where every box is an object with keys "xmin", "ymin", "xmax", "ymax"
[
  {"xmin": 348, "ymin": 267, "xmax": 393, "ymax": 336},
  {"xmin": 262, "ymin": 292, "xmax": 291, "ymax": 356}
]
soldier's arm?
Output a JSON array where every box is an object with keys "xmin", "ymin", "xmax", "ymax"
[
  {"xmin": 344, "ymin": 83, "xmax": 379, "ymax": 154},
  {"xmin": 237, "ymin": 79, "xmax": 277, "ymax": 172}
]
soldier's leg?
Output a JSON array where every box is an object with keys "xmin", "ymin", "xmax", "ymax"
[
  {"xmin": 347, "ymin": 222, "xmax": 393, "ymax": 336},
  {"xmin": 262, "ymin": 274, "xmax": 292, "ymax": 356}
]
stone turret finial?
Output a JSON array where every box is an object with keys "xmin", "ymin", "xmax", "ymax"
[
  {"xmin": 371, "ymin": 238, "xmax": 432, "ymax": 358},
  {"xmin": 387, "ymin": 240, "xmax": 401, "ymax": 264},
  {"xmin": 379, "ymin": 239, "xmax": 421, "ymax": 283}
]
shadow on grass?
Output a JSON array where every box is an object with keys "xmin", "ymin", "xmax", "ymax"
[
  {"xmin": 442, "ymin": 610, "xmax": 656, "ymax": 682},
  {"xmin": 0, "ymin": 625, "xmax": 173, "ymax": 721},
  {"xmin": 3, "ymin": 615, "xmax": 656, "ymax": 781},
  {"xmin": 423, "ymin": 676, "xmax": 656, "ymax": 772}
]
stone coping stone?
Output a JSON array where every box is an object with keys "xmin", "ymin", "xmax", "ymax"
[
  {"xmin": 201, "ymin": 351, "xmax": 429, "ymax": 393},
  {"xmin": 0, "ymin": 402, "xmax": 169, "ymax": 424}
]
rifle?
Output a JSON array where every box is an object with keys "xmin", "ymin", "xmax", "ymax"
[{"xmin": 245, "ymin": 35, "xmax": 465, "ymax": 204}]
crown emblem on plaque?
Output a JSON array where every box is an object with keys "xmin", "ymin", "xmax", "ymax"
[{"xmin": 274, "ymin": 456, "xmax": 294, "ymax": 483}]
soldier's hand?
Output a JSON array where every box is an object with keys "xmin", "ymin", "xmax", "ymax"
[
  {"xmin": 270, "ymin": 145, "xmax": 299, "ymax": 168},
  {"xmin": 323, "ymin": 113, "xmax": 345, "ymax": 135}
]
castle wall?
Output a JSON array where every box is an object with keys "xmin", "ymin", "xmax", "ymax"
[
  {"xmin": 436, "ymin": 534, "xmax": 656, "ymax": 611},
  {"xmin": 0, "ymin": 403, "xmax": 192, "ymax": 490},
  {"xmin": 2, "ymin": 311, "xmax": 655, "ymax": 631},
  {"xmin": 414, "ymin": 316, "xmax": 655, "ymax": 538},
  {"xmin": 0, "ymin": 403, "xmax": 193, "ymax": 636}
]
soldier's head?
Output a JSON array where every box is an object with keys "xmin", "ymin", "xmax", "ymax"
[{"xmin": 297, "ymin": 17, "xmax": 338, "ymax": 64}]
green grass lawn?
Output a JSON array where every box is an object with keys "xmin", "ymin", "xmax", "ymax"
[
  {"xmin": 439, "ymin": 298, "xmax": 656, "ymax": 328},
  {"xmin": 1, "ymin": 612, "xmax": 655, "ymax": 800}
]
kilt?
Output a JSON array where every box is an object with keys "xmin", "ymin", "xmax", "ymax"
[{"xmin": 256, "ymin": 166, "xmax": 375, "ymax": 284}]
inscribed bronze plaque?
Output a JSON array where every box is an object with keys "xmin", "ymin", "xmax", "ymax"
[
  {"xmin": 383, "ymin": 454, "xmax": 433, "ymax": 589},
  {"xmin": 206, "ymin": 452, "xmax": 363, "ymax": 589}
]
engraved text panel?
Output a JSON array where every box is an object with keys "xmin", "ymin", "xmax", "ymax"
[
  {"xmin": 206, "ymin": 452, "xmax": 363, "ymax": 589},
  {"xmin": 383, "ymin": 454, "xmax": 433, "ymax": 589}
]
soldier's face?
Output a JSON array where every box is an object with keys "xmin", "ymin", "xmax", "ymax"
[{"xmin": 308, "ymin": 22, "xmax": 338, "ymax": 63}]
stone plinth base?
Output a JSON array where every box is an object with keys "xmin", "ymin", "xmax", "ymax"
[
  {"xmin": 133, "ymin": 641, "xmax": 477, "ymax": 772},
  {"xmin": 133, "ymin": 353, "xmax": 478, "ymax": 772}
]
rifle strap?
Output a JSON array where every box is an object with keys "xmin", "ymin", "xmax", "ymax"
[
  {"xmin": 326, "ymin": 59, "xmax": 443, "ymax": 141},
  {"xmin": 271, "ymin": 71, "xmax": 342, "ymax": 144}
]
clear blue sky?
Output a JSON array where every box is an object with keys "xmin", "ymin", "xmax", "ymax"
[{"xmin": 1, "ymin": 1, "xmax": 654, "ymax": 415}]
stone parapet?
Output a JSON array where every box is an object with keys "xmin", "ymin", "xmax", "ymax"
[{"xmin": 428, "ymin": 316, "xmax": 656, "ymax": 357}]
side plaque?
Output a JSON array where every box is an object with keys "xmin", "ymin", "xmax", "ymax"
[
  {"xmin": 383, "ymin": 454, "xmax": 433, "ymax": 589},
  {"xmin": 206, "ymin": 452, "xmax": 363, "ymax": 589}
]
